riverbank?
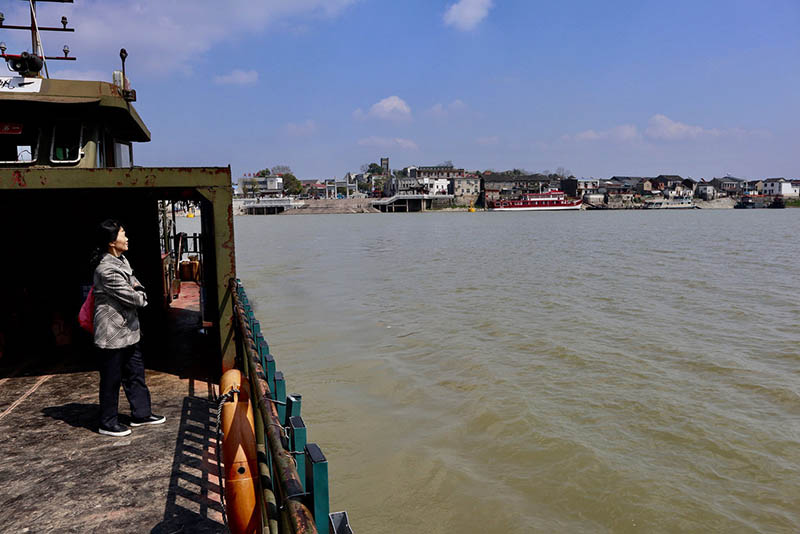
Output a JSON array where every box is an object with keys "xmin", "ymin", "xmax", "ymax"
[
  {"xmin": 284, "ymin": 198, "xmax": 379, "ymax": 214},
  {"xmin": 232, "ymin": 194, "xmax": 795, "ymax": 214}
]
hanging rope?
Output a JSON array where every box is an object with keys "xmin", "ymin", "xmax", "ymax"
[{"xmin": 214, "ymin": 387, "xmax": 240, "ymax": 531}]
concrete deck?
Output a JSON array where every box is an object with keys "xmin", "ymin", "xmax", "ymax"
[{"xmin": 0, "ymin": 283, "xmax": 226, "ymax": 533}]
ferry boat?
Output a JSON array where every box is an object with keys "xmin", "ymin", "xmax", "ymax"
[
  {"xmin": 0, "ymin": 4, "xmax": 348, "ymax": 533},
  {"xmin": 642, "ymin": 197, "xmax": 697, "ymax": 209},
  {"xmin": 488, "ymin": 190, "xmax": 582, "ymax": 211}
]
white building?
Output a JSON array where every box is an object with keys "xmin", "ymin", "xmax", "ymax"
[
  {"xmin": 695, "ymin": 183, "xmax": 716, "ymax": 200},
  {"xmin": 763, "ymin": 178, "xmax": 799, "ymax": 197},
  {"xmin": 418, "ymin": 176, "xmax": 450, "ymax": 194}
]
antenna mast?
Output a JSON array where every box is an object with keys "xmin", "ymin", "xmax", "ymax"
[{"xmin": 0, "ymin": 0, "xmax": 76, "ymax": 78}]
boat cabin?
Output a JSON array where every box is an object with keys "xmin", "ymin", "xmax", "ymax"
[{"xmin": 0, "ymin": 73, "xmax": 236, "ymax": 377}]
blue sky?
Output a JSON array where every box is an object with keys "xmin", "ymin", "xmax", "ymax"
[{"xmin": 3, "ymin": 0, "xmax": 798, "ymax": 180}]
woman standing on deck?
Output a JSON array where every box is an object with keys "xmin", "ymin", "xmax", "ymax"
[{"xmin": 91, "ymin": 219, "xmax": 165, "ymax": 437}]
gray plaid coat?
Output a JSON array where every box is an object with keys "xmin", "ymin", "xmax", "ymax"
[{"xmin": 93, "ymin": 253, "xmax": 148, "ymax": 349}]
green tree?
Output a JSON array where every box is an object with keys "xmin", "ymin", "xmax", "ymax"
[
  {"xmin": 367, "ymin": 163, "xmax": 383, "ymax": 175},
  {"xmin": 282, "ymin": 173, "xmax": 302, "ymax": 196},
  {"xmin": 254, "ymin": 168, "xmax": 271, "ymax": 177}
]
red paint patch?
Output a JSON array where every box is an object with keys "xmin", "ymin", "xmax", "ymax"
[{"xmin": 13, "ymin": 171, "xmax": 26, "ymax": 187}]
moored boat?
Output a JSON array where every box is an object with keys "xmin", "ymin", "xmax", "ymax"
[
  {"xmin": 488, "ymin": 190, "xmax": 582, "ymax": 211},
  {"xmin": 642, "ymin": 197, "xmax": 697, "ymax": 209}
]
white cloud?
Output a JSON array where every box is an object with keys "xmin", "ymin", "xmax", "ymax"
[
  {"xmin": 1, "ymin": 1, "xmax": 359, "ymax": 76},
  {"xmin": 286, "ymin": 119, "xmax": 317, "ymax": 136},
  {"xmin": 645, "ymin": 114, "xmax": 719, "ymax": 140},
  {"xmin": 213, "ymin": 69, "xmax": 259, "ymax": 85},
  {"xmin": 428, "ymin": 99, "xmax": 467, "ymax": 118},
  {"xmin": 476, "ymin": 136, "xmax": 499, "ymax": 146},
  {"xmin": 355, "ymin": 96, "xmax": 412, "ymax": 121},
  {"xmin": 562, "ymin": 115, "xmax": 769, "ymax": 146},
  {"xmin": 567, "ymin": 124, "xmax": 641, "ymax": 142},
  {"xmin": 357, "ymin": 136, "xmax": 418, "ymax": 150},
  {"xmin": 443, "ymin": 0, "xmax": 493, "ymax": 31}
]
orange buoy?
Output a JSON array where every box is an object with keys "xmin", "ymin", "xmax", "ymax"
[{"xmin": 220, "ymin": 369, "xmax": 261, "ymax": 534}]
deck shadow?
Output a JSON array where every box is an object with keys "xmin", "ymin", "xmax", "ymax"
[
  {"xmin": 150, "ymin": 394, "xmax": 225, "ymax": 534},
  {"xmin": 41, "ymin": 402, "xmax": 99, "ymax": 433}
]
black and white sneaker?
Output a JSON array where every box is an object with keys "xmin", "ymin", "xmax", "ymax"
[
  {"xmin": 99, "ymin": 423, "xmax": 132, "ymax": 437},
  {"xmin": 130, "ymin": 414, "xmax": 166, "ymax": 426}
]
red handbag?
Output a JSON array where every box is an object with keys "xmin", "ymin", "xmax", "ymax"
[{"xmin": 78, "ymin": 287, "xmax": 95, "ymax": 333}]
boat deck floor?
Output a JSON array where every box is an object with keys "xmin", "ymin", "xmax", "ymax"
[{"xmin": 0, "ymin": 282, "xmax": 226, "ymax": 533}]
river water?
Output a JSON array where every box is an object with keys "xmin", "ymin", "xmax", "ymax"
[{"xmin": 230, "ymin": 210, "xmax": 799, "ymax": 533}]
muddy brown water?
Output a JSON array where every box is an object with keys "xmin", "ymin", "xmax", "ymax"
[{"xmin": 190, "ymin": 209, "xmax": 800, "ymax": 533}]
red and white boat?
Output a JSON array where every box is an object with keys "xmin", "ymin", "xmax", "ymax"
[{"xmin": 488, "ymin": 190, "xmax": 582, "ymax": 211}]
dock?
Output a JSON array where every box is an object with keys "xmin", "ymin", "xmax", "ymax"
[{"xmin": 371, "ymin": 193, "xmax": 454, "ymax": 212}]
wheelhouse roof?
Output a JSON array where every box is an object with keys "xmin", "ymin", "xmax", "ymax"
[{"xmin": 0, "ymin": 78, "xmax": 150, "ymax": 142}]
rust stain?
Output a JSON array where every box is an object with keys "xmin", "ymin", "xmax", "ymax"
[
  {"xmin": 13, "ymin": 171, "xmax": 27, "ymax": 188},
  {"xmin": 39, "ymin": 175, "xmax": 47, "ymax": 186},
  {"xmin": 144, "ymin": 174, "xmax": 156, "ymax": 186}
]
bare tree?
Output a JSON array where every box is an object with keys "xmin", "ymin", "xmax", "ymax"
[
  {"xmin": 271, "ymin": 165, "xmax": 292, "ymax": 175},
  {"xmin": 555, "ymin": 166, "xmax": 571, "ymax": 179},
  {"xmin": 239, "ymin": 177, "xmax": 259, "ymax": 197}
]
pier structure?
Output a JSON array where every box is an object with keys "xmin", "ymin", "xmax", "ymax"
[
  {"xmin": 241, "ymin": 197, "xmax": 305, "ymax": 214},
  {"xmin": 372, "ymin": 193, "xmax": 454, "ymax": 212}
]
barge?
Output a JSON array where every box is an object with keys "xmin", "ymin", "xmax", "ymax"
[{"xmin": 0, "ymin": 4, "xmax": 348, "ymax": 533}]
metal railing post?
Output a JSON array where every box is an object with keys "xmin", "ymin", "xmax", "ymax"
[
  {"xmin": 305, "ymin": 444, "xmax": 330, "ymax": 534},
  {"xmin": 289, "ymin": 416, "xmax": 307, "ymax": 490}
]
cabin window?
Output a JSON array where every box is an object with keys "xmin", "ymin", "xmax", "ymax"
[
  {"xmin": 114, "ymin": 142, "xmax": 131, "ymax": 167},
  {"xmin": 0, "ymin": 125, "xmax": 40, "ymax": 164},
  {"xmin": 50, "ymin": 123, "xmax": 84, "ymax": 163}
]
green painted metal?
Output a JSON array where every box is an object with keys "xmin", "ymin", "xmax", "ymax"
[
  {"xmin": 305, "ymin": 443, "xmax": 330, "ymax": 534},
  {"xmin": 263, "ymin": 352, "xmax": 276, "ymax": 394},
  {"xmin": 230, "ymin": 280, "xmax": 319, "ymax": 533},
  {"xmin": 0, "ymin": 166, "xmax": 238, "ymax": 375},
  {"xmin": 289, "ymin": 416, "xmax": 307, "ymax": 490},
  {"xmin": 274, "ymin": 371, "xmax": 287, "ymax": 423},
  {"xmin": 0, "ymin": 78, "xmax": 151, "ymax": 142},
  {"xmin": 285, "ymin": 394, "xmax": 302, "ymax": 427}
]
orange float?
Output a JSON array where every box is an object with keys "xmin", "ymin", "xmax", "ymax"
[{"xmin": 220, "ymin": 369, "xmax": 261, "ymax": 534}]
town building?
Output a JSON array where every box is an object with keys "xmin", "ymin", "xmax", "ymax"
[
  {"xmin": 482, "ymin": 173, "xmax": 551, "ymax": 202},
  {"xmin": 561, "ymin": 178, "xmax": 600, "ymax": 198},
  {"xmin": 762, "ymin": 178, "xmax": 799, "ymax": 197},
  {"xmin": 451, "ymin": 173, "xmax": 481, "ymax": 206},
  {"xmin": 710, "ymin": 176, "xmax": 745, "ymax": 196},
  {"xmin": 414, "ymin": 164, "xmax": 465, "ymax": 180},
  {"xmin": 238, "ymin": 174, "xmax": 283, "ymax": 197},
  {"xmin": 695, "ymin": 182, "xmax": 716, "ymax": 200}
]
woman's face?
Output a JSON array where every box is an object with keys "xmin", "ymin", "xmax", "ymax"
[{"xmin": 108, "ymin": 227, "xmax": 129, "ymax": 256}]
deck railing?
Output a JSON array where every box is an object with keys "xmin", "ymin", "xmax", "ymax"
[{"xmin": 230, "ymin": 279, "xmax": 353, "ymax": 534}]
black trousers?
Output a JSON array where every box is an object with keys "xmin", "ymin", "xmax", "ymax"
[{"xmin": 97, "ymin": 342, "xmax": 152, "ymax": 428}]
